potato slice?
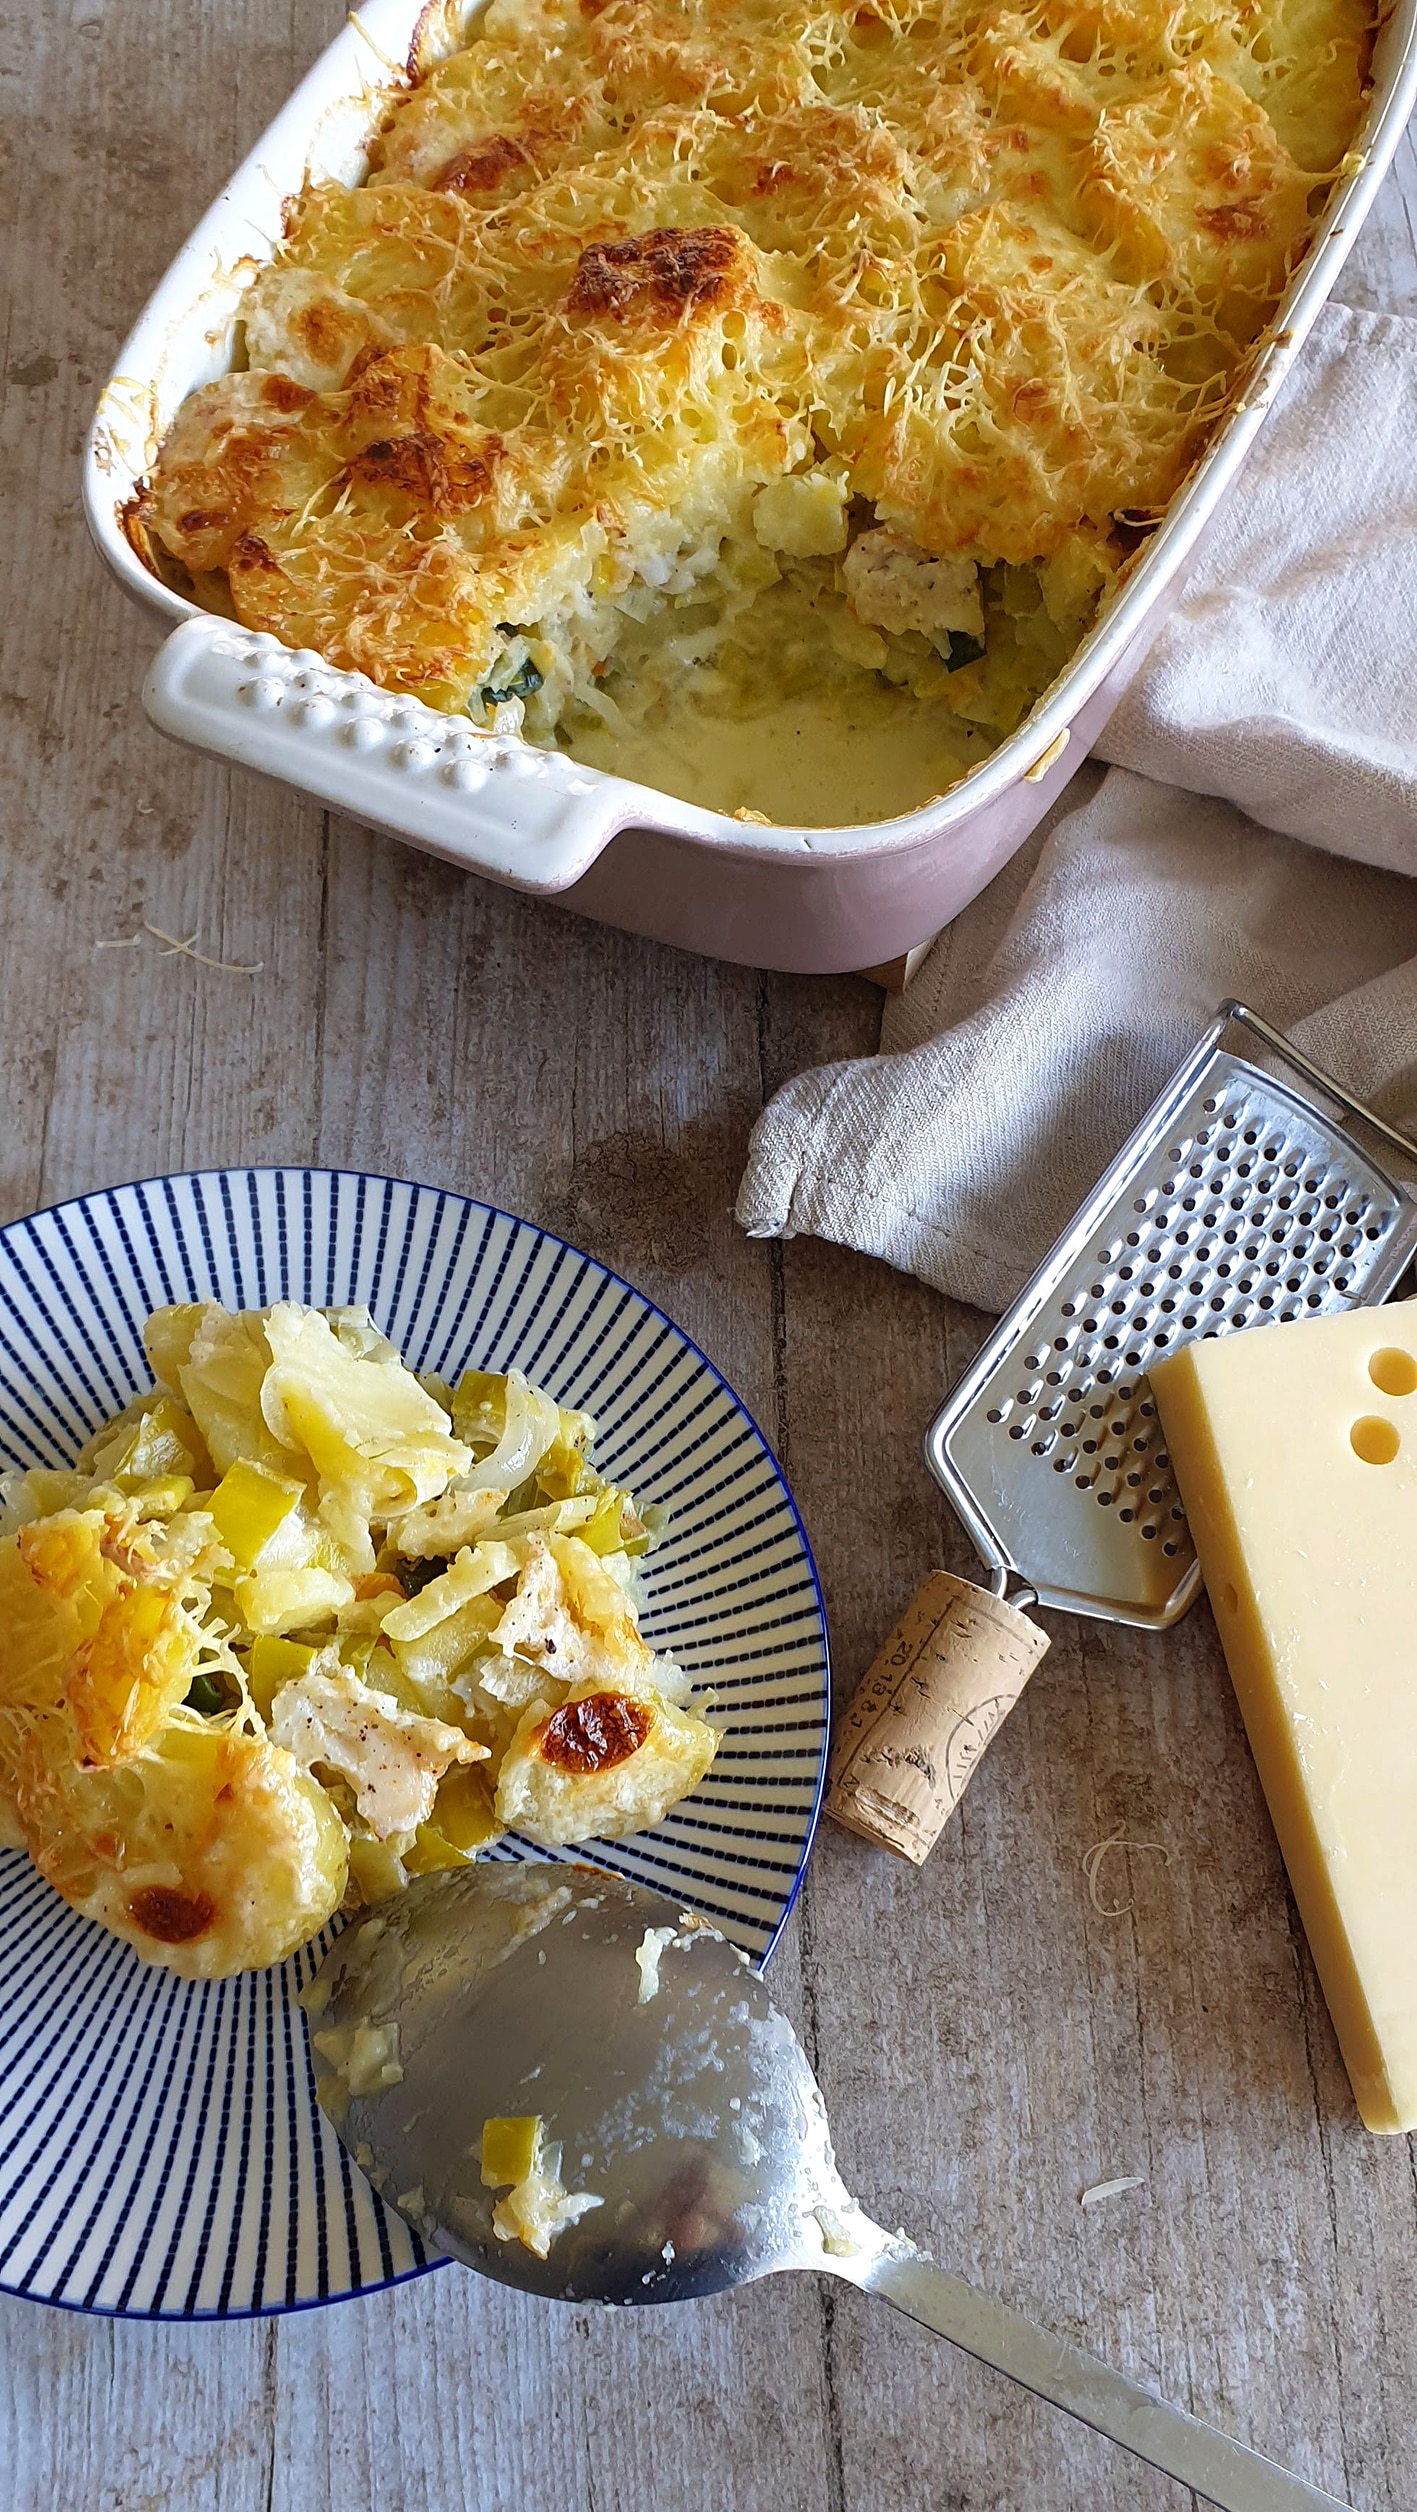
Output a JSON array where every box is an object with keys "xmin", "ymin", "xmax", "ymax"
[
  {"xmin": 20, "ymin": 1720, "xmax": 349, "ymax": 1978},
  {"xmin": 494, "ymin": 1681, "xmax": 717, "ymax": 1847}
]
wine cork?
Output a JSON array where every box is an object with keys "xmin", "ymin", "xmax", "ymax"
[{"xmin": 827, "ymin": 1572, "xmax": 1050, "ymax": 1865}]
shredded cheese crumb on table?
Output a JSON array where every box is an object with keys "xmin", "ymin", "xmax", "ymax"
[{"xmin": 1080, "ymin": 2175, "xmax": 1147, "ymax": 2208}]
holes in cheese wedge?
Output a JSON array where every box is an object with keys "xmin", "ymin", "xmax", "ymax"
[
  {"xmin": 1350, "ymin": 1416, "xmax": 1401, "ymax": 1466},
  {"xmin": 1368, "ymin": 1347, "xmax": 1417, "ymax": 1399}
]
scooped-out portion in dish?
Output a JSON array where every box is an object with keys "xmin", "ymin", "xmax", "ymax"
[
  {"xmin": 129, "ymin": 0, "xmax": 1371, "ymax": 824},
  {"xmin": 0, "ymin": 1300, "xmax": 717, "ymax": 1978}
]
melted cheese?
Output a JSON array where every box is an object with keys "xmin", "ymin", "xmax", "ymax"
[
  {"xmin": 270, "ymin": 1664, "xmax": 485, "ymax": 1838},
  {"xmin": 135, "ymin": 0, "xmax": 1369, "ymax": 820}
]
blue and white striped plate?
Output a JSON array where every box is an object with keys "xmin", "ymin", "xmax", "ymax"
[{"xmin": 0, "ymin": 1170, "xmax": 829, "ymax": 2318}]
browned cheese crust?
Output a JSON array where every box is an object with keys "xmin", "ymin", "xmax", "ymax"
[{"xmin": 132, "ymin": 0, "xmax": 1372, "ymax": 717}]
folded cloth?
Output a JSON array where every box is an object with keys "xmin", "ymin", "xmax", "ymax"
[{"xmin": 736, "ymin": 302, "xmax": 1417, "ymax": 1314}]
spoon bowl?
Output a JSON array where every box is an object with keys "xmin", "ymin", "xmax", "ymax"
[{"xmin": 306, "ymin": 1862, "xmax": 862, "ymax": 2306}]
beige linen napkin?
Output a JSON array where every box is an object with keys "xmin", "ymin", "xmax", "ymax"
[{"xmin": 737, "ymin": 303, "xmax": 1417, "ymax": 1314}]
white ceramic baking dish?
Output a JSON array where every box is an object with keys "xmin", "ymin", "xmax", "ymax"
[{"xmin": 85, "ymin": 0, "xmax": 1417, "ymax": 975}]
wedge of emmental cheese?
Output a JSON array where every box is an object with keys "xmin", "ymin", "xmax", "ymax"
[{"xmin": 1151, "ymin": 1296, "xmax": 1417, "ymax": 2131}]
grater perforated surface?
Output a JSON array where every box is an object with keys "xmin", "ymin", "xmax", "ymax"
[{"xmin": 926, "ymin": 1021, "xmax": 1417, "ymax": 1628}]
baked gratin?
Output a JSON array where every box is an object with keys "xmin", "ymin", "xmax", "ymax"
[
  {"xmin": 130, "ymin": 0, "xmax": 1371, "ymax": 823},
  {"xmin": 0, "ymin": 1301, "xmax": 716, "ymax": 1977}
]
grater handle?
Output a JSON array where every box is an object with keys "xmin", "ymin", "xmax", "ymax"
[
  {"xmin": 827, "ymin": 1572, "xmax": 1050, "ymax": 1862},
  {"xmin": 1221, "ymin": 1002, "xmax": 1417, "ymax": 1178}
]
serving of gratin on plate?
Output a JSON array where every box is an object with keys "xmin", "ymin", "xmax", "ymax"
[
  {"xmin": 0, "ymin": 1172, "xmax": 828, "ymax": 2314},
  {"xmin": 0, "ymin": 1299, "xmax": 717, "ymax": 1978},
  {"xmin": 125, "ymin": 0, "xmax": 1372, "ymax": 828}
]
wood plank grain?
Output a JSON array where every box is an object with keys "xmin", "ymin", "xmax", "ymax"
[
  {"xmin": 267, "ymin": 2269, "xmax": 837, "ymax": 2512},
  {"xmin": 0, "ymin": 0, "xmax": 341, "ymax": 1221},
  {"xmin": 0, "ymin": 2308, "xmax": 274, "ymax": 2512},
  {"xmin": 0, "ymin": 0, "xmax": 1415, "ymax": 2499}
]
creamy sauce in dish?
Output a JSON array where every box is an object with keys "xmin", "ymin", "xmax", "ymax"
[{"xmin": 566, "ymin": 676, "xmax": 989, "ymax": 826}]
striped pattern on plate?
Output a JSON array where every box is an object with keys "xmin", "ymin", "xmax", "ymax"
[{"xmin": 0, "ymin": 1169, "xmax": 829, "ymax": 2318}]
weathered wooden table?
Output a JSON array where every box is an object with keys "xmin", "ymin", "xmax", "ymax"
[{"xmin": 3, "ymin": 6, "xmax": 1416, "ymax": 2504}]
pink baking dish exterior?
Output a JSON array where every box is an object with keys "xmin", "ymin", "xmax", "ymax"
[{"xmin": 85, "ymin": 0, "xmax": 1417, "ymax": 975}]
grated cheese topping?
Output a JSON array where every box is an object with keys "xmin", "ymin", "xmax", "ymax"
[{"xmin": 132, "ymin": 0, "xmax": 1370, "ymax": 813}]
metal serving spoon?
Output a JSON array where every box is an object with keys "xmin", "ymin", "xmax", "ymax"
[{"xmin": 308, "ymin": 1864, "xmax": 1349, "ymax": 2512}]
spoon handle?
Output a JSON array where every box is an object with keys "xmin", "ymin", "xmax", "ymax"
[{"xmin": 849, "ymin": 2247, "xmax": 1351, "ymax": 2511}]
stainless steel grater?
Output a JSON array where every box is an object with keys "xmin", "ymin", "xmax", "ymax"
[{"xmin": 923, "ymin": 1002, "xmax": 1417, "ymax": 1630}]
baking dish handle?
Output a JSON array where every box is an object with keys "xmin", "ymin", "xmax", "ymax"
[{"xmin": 142, "ymin": 616, "xmax": 625, "ymax": 895}]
